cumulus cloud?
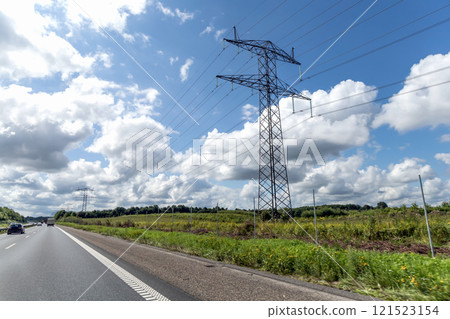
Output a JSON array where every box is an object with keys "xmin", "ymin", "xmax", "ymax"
[
  {"xmin": 168, "ymin": 79, "xmax": 378, "ymax": 184},
  {"xmin": 64, "ymin": 0, "xmax": 148, "ymax": 33},
  {"xmin": 373, "ymin": 52, "xmax": 450, "ymax": 132},
  {"xmin": 289, "ymin": 155, "xmax": 443, "ymax": 207},
  {"xmin": 180, "ymin": 58, "xmax": 194, "ymax": 82},
  {"xmin": 241, "ymin": 104, "xmax": 258, "ymax": 120},
  {"xmin": 0, "ymin": 8, "xmax": 96, "ymax": 81},
  {"xmin": 435, "ymin": 153, "xmax": 450, "ymax": 165}
]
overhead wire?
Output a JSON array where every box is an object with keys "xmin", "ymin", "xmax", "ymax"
[
  {"xmin": 292, "ymin": 66, "xmax": 450, "ymax": 114},
  {"xmin": 294, "ymin": 0, "xmax": 404, "ymax": 58},
  {"xmin": 170, "ymin": 80, "xmax": 450, "ymax": 181},
  {"xmin": 241, "ymin": 0, "xmax": 289, "ymax": 37},
  {"xmin": 297, "ymin": 16, "xmax": 450, "ymax": 82},
  {"xmin": 277, "ymin": 0, "xmax": 344, "ymax": 43},
  {"xmin": 313, "ymin": 3, "xmax": 450, "ymax": 69},
  {"xmin": 285, "ymin": 0, "xmax": 364, "ymax": 47},
  {"xmin": 259, "ymin": 0, "xmax": 316, "ymax": 39}
]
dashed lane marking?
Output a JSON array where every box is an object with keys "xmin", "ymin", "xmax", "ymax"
[
  {"xmin": 58, "ymin": 227, "xmax": 169, "ymax": 301},
  {"xmin": 5, "ymin": 243, "xmax": 16, "ymax": 250}
]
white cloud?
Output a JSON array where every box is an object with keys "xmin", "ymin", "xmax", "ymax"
[
  {"xmin": 180, "ymin": 58, "xmax": 194, "ymax": 82},
  {"xmin": 64, "ymin": 0, "xmax": 148, "ymax": 33},
  {"xmin": 156, "ymin": 2, "xmax": 174, "ymax": 17},
  {"xmin": 373, "ymin": 52, "xmax": 450, "ymax": 132},
  {"xmin": 123, "ymin": 33, "xmax": 135, "ymax": 43},
  {"xmin": 440, "ymin": 134, "xmax": 450, "ymax": 142},
  {"xmin": 169, "ymin": 79, "xmax": 377, "ymax": 184},
  {"xmin": 175, "ymin": 8, "xmax": 194, "ymax": 24},
  {"xmin": 242, "ymin": 104, "xmax": 258, "ymax": 120},
  {"xmin": 215, "ymin": 28, "xmax": 227, "ymax": 41},
  {"xmin": 169, "ymin": 56, "xmax": 179, "ymax": 65},
  {"xmin": 200, "ymin": 25, "xmax": 213, "ymax": 36},
  {"xmin": 0, "ymin": 7, "xmax": 96, "ymax": 81},
  {"xmin": 156, "ymin": 2, "xmax": 194, "ymax": 24},
  {"xmin": 386, "ymin": 158, "xmax": 434, "ymax": 184},
  {"xmin": 435, "ymin": 153, "xmax": 450, "ymax": 165}
]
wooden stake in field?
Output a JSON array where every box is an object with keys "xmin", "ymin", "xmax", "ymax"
[
  {"xmin": 171, "ymin": 206, "xmax": 174, "ymax": 232},
  {"xmin": 253, "ymin": 197, "xmax": 256, "ymax": 239},
  {"xmin": 313, "ymin": 189, "xmax": 318, "ymax": 246},
  {"xmin": 190, "ymin": 206, "xmax": 192, "ymax": 233},
  {"xmin": 418, "ymin": 175, "xmax": 435, "ymax": 257},
  {"xmin": 216, "ymin": 203, "xmax": 219, "ymax": 236}
]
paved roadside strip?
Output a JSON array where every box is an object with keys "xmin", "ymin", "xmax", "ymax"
[
  {"xmin": 59, "ymin": 225, "xmax": 377, "ymax": 301},
  {"xmin": 58, "ymin": 227, "xmax": 170, "ymax": 301}
]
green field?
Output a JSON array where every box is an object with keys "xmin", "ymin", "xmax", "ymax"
[
  {"xmin": 58, "ymin": 207, "xmax": 449, "ymax": 301},
  {"xmin": 60, "ymin": 208, "xmax": 449, "ymax": 252}
]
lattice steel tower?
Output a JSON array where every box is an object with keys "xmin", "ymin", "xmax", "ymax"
[
  {"xmin": 217, "ymin": 28, "xmax": 308, "ymax": 217},
  {"xmin": 76, "ymin": 187, "xmax": 93, "ymax": 213}
]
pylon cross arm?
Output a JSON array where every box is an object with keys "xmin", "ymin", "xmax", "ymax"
[
  {"xmin": 224, "ymin": 39, "xmax": 300, "ymax": 65},
  {"xmin": 216, "ymin": 74, "xmax": 299, "ymax": 96}
]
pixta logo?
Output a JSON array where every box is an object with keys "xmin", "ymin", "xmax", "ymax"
[
  {"xmin": 192, "ymin": 137, "xmax": 325, "ymax": 166},
  {"xmin": 125, "ymin": 128, "xmax": 171, "ymax": 175}
]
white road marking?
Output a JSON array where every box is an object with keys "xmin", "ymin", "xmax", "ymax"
[
  {"xmin": 58, "ymin": 227, "xmax": 169, "ymax": 301},
  {"xmin": 5, "ymin": 243, "xmax": 16, "ymax": 250},
  {"xmin": 26, "ymin": 235, "xmax": 30, "ymax": 238}
]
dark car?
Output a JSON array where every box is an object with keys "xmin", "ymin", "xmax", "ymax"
[{"xmin": 7, "ymin": 223, "xmax": 25, "ymax": 235}]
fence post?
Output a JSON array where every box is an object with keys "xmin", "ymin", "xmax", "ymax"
[
  {"xmin": 171, "ymin": 206, "xmax": 174, "ymax": 232},
  {"xmin": 419, "ymin": 175, "xmax": 435, "ymax": 257},
  {"xmin": 190, "ymin": 207, "xmax": 193, "ymax": 233},
  {"xmin": 313, "ymin": 189, "xmax": 318, "ymax": 246},
  {"xmin": 216, "ymin": 203, "xmax": 219, "ymax": 236},
  {"xmin": 253, "ymin": 197, "xmax": 256, "ymax": 239}
]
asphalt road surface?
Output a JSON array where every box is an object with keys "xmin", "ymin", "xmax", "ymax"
[
  {"xmin": 0, "ymin": 226, "xmax": 195, "ymax": 301},
  {"xmin": 0, "ymin": 225, "xmax": 375, "ymax": 301}
]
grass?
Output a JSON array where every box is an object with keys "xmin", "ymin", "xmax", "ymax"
[
  {"xmin": 59, "ymin": 222, "xmax": 449, "ymax": 301},
  {"xmin": 61, "ymin": 209, "xmax": 450, "ymax": 249}
]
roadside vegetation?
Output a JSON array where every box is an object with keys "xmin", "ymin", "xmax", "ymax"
[
  {"xmin": 0, "ymin": 207, "xmax": 26, "ymax": 231},
  {"xmin": 57, "ymin": 202, "xmax": 449, "ymax": 301}
]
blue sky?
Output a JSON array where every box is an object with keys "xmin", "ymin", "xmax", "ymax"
[{"xmin": 0, "ymin": 0, "xmax": 449, "ymax": 216}]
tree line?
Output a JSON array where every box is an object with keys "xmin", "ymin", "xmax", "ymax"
[{"xmin": 54, "ymin": 202, "xmax": 393, "ymax": 220}]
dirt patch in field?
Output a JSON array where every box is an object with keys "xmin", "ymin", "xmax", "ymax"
[{"xmin": 323, "ymin": 239, "xmax": 450, "ymax": 256}]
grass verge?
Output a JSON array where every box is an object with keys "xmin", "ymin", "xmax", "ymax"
[{"xmin": 59, "ymin": 222, "xmax": 449, "ymax": 301}]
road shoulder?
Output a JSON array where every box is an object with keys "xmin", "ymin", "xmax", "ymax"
[{"xmin": 59, "ymin": 225, "xmax": 377, "ymax": 301}]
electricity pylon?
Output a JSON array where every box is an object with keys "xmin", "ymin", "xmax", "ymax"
[
  {"xmin": 217, "ymin": 27, "xmax": 309, "ymax": 218},
  {"xmin": 75, "ymin": 187, "xmax": 94, "ymax": 213}
]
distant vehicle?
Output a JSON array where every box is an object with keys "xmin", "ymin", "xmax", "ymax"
[
  {"xmin": 7, "ymin": 223, "xmax": 25, "ymax": 235},
  {"xmin": 37, "ymin": 222, "xmax": 42, "ymax": 226},
  {"xmin": 47, "ymin": 218, "xmax": 55, "ymax": 227}
]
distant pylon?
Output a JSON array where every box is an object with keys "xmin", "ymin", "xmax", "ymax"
[
  {"xmin": 217, "ymin": 27, "xmax": 309, "ymax": 218},
  {"xmin": 75, "ymin": 187, "xmax": 94, "ymax": 213}
]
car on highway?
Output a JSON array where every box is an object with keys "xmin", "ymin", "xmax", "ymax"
[
  {"xmin": 7, "ymin": 223, "xmax": 25, "ymax": 235},
  {"xmin": 37, "ymin": 222, "xmax": 42, "ymax": 226}
]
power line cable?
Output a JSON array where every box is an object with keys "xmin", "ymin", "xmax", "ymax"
[
  {"xmin": 285, "ymin": 0, "xmax": 363, "ymax": 47},
  {"xmin": 277, "ymin": 0, "xmax": 344, "ymax": 43},
  {"xmin": 260, "ymin": 0, "xmax": 316, "ymax": 39},
  {"xmin": 299, "ymin": 17, "xmax": 450, "ymax": 82},
  {"xmin": 295, "ymin": 0, "xmax": 403, "ymax": 57},
  {"xmin": 313, "ymin": 3, "xmax": 450, "ymax": 69}
]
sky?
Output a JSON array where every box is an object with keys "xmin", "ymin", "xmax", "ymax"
[{"xmin": 0, "ymin": 0, "xmax": 449, "ymax": 217}]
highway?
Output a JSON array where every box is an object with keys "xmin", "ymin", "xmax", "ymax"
[
  {"xmin": 0, "ymin": 226, "xmax": 195, "ymax": 301},
  {"xmin": 0, "ymin": 225, "xmax": 375, "ymax": 301}
]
